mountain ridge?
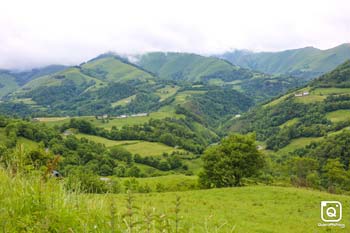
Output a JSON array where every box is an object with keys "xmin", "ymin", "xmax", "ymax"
[{"xmin": 217, "ymin": 43, "xmax": 350, "ymax": 79}]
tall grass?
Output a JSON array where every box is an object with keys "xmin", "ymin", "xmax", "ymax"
[{"xmin": 0, "ymin": 167, "xmax": 189, "ymax": 233}]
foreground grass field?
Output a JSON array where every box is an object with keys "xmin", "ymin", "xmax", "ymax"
[{"xmin": 1, "ymin": 167, "xmax": 349, "ymax": 233}]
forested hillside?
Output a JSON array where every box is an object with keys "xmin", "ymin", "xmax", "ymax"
[{"xmin": 227, "ymin": 60, "xmax": 350, "ymax": 191}]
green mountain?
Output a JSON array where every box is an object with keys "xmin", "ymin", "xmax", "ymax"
[
  {"xmin": 0, "ymin": 71, "xmax": 19, "ymax": 98},
  {"xmin": 11, "ymin": 65, "xmax": 67, "ymax": 85},
  {"xmin": 218, "ymin": 43, "xmax": 350, "ymax": 79},
  {"xmin": 228, "ymin": 60, "xmax": 350, "ymax": 153},
  {"xmin": 0, "ymin": 52, "xmax": 303, "ymax": 121},
  {"xmin": 0, "ymin": 65, "xmax": 67, "ymax": 98},
  {"xmin": 136, "ymin": 52, "xmax": 240, "ymax": 81},
  {"xmin": 81, "ymin": 54, "xmax": 155, "ymax": 83},
  {"xmin": 135, "ymin": 52, "xmax": 305, "ymax": 101},
  {"xmin": 0, "ymin": 54, "xmax": 163, "ymax": 116}
]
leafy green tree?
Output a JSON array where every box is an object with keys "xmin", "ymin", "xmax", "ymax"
[
  {"xmin": 323, "ymin": 158, "xmax": 349, "ymax": 192},
  {"xmin": 288, "ymin": 157, "xmax": 318, "ymax": 187},
  {"xmin": 113, "ymin": 164, "xmax": 126, "ymax": 177},
  {"xmin": 110, "ymin": 147, "xmax": 133, "ymax": 164},
  {"xmin": 126, "ymin": 165, "xmax": 141, "ymax": 177},
  {"xmin": 199, "ymin": 134, "xmax": 264, "ymax": 188}
]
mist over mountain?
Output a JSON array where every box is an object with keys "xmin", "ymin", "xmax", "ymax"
[{"xmin": 217, "ymin": 43, "xmax": 350, "ymax": 79}]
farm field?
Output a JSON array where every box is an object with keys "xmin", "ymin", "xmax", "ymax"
[
  {"xmin": 37, "ymin": 109, "xmax": 182, "ymax": 129},
  {"xmin": 155, "ymin": 85, "xmax": 180, "ymax": 101},
  {"xmin": 293, "ymin": 94, "xmax": 326, "ymax": 103},
  {"xmin": 173, "ymin": 90, "xmax": 206, "ymax": 105},
  {"xmin": 122, "ymin": 141, "xmax": 187, "ymax": 156},
  {"xmin": 277, "ymin": 137, "xmax": 323, "ymax": 154},
  {"xmin": 76, "ymin": 133, "xmax": 187, "ymax": 156},
  {"xmin": 75, "ymin": 133, "xmax": 140, "ymax": 147},
  {"xmin": 312, "ymin": 88, "xmax": 350, "ymax": 95},
  {"xmin": 111, "ymin": 95, "xmax": 136, "ymax": 107},
  {"xmin": 326, "ymin": 110, "xmax": 350, "ymax": 122}
]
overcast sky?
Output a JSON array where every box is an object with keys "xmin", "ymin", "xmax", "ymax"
[{"xmin": 1, "ymin": 0, "xmax": 350, "ymax": 70}]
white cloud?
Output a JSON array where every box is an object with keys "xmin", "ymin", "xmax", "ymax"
[{"xmin": 0, "ymin": 0, "xmax": 349, "ymax": 69}]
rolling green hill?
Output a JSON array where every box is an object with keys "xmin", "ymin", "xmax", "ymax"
[
  {"xmin": 0, "ymin": 72, "xmax": 19, "ymax": 98},
  {"xmin": 228, "ymin": 60, "xmax": 350, "ymax": 153},
  {"xmin": 0, "ymin": 65, "xmax": 67, "ymax": 99},
  {"xmin": 0, "ymin": 54, "xmax": 166, "ymax": 116},
  {"xmin": 136, "ymin": 52, "xmax": 240, "ymax": 81},
  {"xmin": 81, "ymin": 54, "xmax": 155, "ymax": 82},
  {"xmin": 11, "ymin": 65, "xmax": 67, "ymax": 85},
  {"xmin": 219, "ymin": 43, "xmax": 350, "ymax": 79}
]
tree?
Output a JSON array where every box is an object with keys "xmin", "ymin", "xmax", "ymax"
[
  {"xmin": 126, "ymin": 166, "xmax": 141, "ymax": 177},
  {"xmin": 199, "ymin": 134, "xmax": 264, "ymax": 188},
  {"xmin": 110, "ymin": 147, "xmax": 133, "ymax": 164},
  {"xmin": 323, "ymin": 158, "xmax": 349, "ymax": 192},
  {"xmin": 288, "ymin": 157, "xmax": 319, "ymax": 187}
]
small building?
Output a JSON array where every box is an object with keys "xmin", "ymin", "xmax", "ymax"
[
  {"xmin": 295, "ymin": 91, "xmax": 310, "ymax": 97},
  {"xmin": 100, "ymin": 177, "xmax": 110, "ymax": 182},
  {"xmin": 131, "ymin": 113, "xmax": 148, "ymax": 117},
  {"xmin": 235, "ymin": 114, "xmax": 241, "ymax": 118},
  {"xmin": 116, "ymin": 114, "xmax": 127, "ymax": 118}
]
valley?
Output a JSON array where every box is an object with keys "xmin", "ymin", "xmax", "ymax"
[{"xmin": 1, "ymin": 47, "xmax": 350, "ymax": 233}]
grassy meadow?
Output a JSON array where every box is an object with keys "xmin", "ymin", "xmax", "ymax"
[
  {"xmin": 37, "ymin": 109, "xmax": 182, "ymax": 130},
  {"xmin": 75, "ymin": 133, "xmax": 187, "ymax": 156},
  {"xmin": 1, "ymin": 167, "xmax": 349, "ymax": 233}
]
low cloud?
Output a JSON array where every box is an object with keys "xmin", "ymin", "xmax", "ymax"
[{"xmin": 0, "ymin": 0, "xmax": 349, "ymax": 70}]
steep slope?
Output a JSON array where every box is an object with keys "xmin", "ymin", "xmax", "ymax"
[
  {"xmin": 0, "ymin": 54, "xmax": 169, "ymax": 116},
  {"xmin": 219, "ymin": 43, "xmax": 350, "ymax": 79},
  {"xmin": 11, "ymin": 65, "xmax": 67, "ymax": 85},
  {"xmin": 227, "ymin": 60, "xmax": 350, "ymax": 152},
  {"xmin": 136, "ymin": 52, "xmax": 239, "ymax": 81},
  {"xmin": 0, "ymin": 71, "xmax": 19, "ymax": 98},
  {"xmin": 0, "ymin": 65, "xmax": 67, "ymax": 99},
  {"xmin": 81, "ymin": 54, "xmax": 155, "ymax": 82}
]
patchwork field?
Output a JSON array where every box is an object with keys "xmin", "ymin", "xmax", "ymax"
[
  {"xmin": 75, "ymin": 133, "xmax": 139, "ymax": 147},
  {"xmin": 173, "ymin": 90, "xmax": 206, "ymax": 105},
  {"xmin": 111, "ymin": 95, "xmax": 136, "ymax": 107},
  {"xmin": 312, "ymin": 88, "xmax": 350, "ymax": 95},
  {"xmin": 155, "ymin": 85, "xmax": 180, "ymax": 101},
  {"xmin": 76, "ymin": 133, "xmax": 187, "ymax": 156},
  {"xmin": 277, "ymin": 137, "xmax": 323, "ymax": 154},
  {"xmin": 326, "ymin": 110, "xmax": 350, "ymax": 123},
  {"xmin": 294, "ymin": 94, "xmax": 326, "ymax": 103},
  {"xmin": 37, "ymin": 109, "xmax": 182, "ymax": 129},
  {"xmin": 122, "ymin": 141, "xmax": 186, "ymax": 156}
]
